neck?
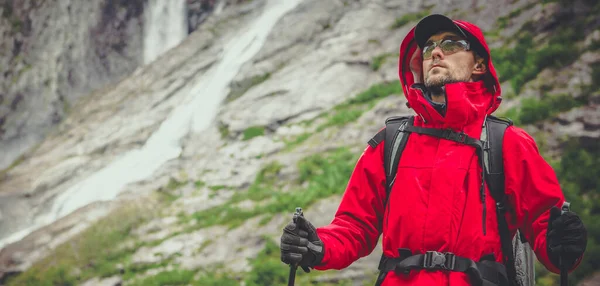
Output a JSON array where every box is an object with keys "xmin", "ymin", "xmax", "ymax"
[{"xmin": 429, "ymin": 86, "xmax": 446, "ymax": 103}]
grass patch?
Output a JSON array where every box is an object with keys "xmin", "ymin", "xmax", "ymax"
[
  {"xmin": 316, "ymin": 81, "xmax": 403, "ymax": 132},
  {"xmin": 245, "ymin": 239, "xmax": 292, "ymax": 286},
  {"xmin": 127, "ymin": 269, "xmax": 195, "ymax": 286},
  {"xmin": 371, "ymin": 53, "xmax": 396, "ymax": 71},
  {"xmin": 497, "ymin": 93, "xmax": 586, "ymax": 125},
  {"xmin": 496, "ymin": 2, "xmax": 537, "ymax": 29},
  {"xmin": 185, "ymin": 148, "xmax": 358, "ymax": 230},
  {"xmin": 283, "ymin": 132, "xmax": 312, "ymax": 150},
  {"xmin": 218, "ymin": 123, "xmax": 230, "ymax": 140},
  {"xmin": 226, "ymin": 73, "xmax": 271, "ymax": 103},
  {"xmin": 491, "ymin": 22, "xmax": 586, "ymax": 93},
  {"xmin": 208, "ymin": 185, "xmax": 228, "ymax": 191},
  {"xmin": 390, "ymin": 7, "xmax": 433, "ymax": 29},
  {"xmin": 166, "ymin": 178, "xmax": 187, "ymax": 190},
  {"xmin": 245, "ymin": 238, "xmax": 354, "ymax": 285},
  {"xmin": 194, "ymin": 180, "xmax": 206, "ymax": 188},
  {"xmin": 195, "ymin": 272, "xmax": 239, "ymax": 286},
  {"xmin": 247, "ymin": 161, "xmax": 283, "ymax": 201},
  {"xmin": 6, "ymin": 200, "xmax": 158, "ymax": 286},
  {"xmin": 243, "ymin": 126, "xmax": 265, "ymax": 141}
]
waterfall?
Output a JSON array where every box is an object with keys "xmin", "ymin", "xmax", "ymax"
[
  {"xmin": 0, "ymin": 0, "xmax": 302, "ymax": 248},
  {"xmin": 143, "ymin": 0, "xmax": 188, "ymax": 64}
]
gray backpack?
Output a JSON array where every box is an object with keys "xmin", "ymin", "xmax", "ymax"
[{"xmin": 373, "ymin": 115, "xmax": 535, "ymax": 285}]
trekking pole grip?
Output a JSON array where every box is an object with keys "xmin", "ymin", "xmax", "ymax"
[
  {"xmin": 288, "ymin": 207, "xmax": 303, "ymax": 286},
  {"xmin": 560, "ymin": 202, "xmax": 571, "ymax": 286}
]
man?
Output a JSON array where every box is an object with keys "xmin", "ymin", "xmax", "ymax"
[{"xmin": 279, "ymin": 14, "xmax": 587, "ymax": 285}]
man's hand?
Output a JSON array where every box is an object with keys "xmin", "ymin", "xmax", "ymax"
[
  {"xmin": 547, "ymin": 206, "xmax": 587, "ymax": 269},
  {"xmin": 280, "ymin": 215, "xmax": 325, "ymax": 272}
]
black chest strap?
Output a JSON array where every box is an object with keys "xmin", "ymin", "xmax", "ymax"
[{"xmin": 376, "ymin": 250, "xmax": 508, "ymax": 286}]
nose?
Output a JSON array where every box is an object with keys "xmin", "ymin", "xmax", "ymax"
[{"xmin": 430, "ymin": 46, "xmax": 444, "ymax": 60}]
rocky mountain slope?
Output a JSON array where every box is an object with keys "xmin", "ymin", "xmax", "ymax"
[
  {"xmin": 0, "ymin": 0, "xmax": 599, "ymax": 285},
  {"xmin": 0, "ymin": 0, "xmax": 219, "ymax": 171}
]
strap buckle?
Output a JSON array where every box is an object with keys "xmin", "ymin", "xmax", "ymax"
[
  {"xmin": 443, "ymin": 129, "xmax": 467, "ymax": 143},
  {"xmin": 423, "ymin": 251, "xmax": 456, "ymax": 270}
]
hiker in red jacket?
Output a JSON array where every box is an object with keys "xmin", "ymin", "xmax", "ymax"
[{"xmin": 279, "ymin": 14, "xmax": 587, "ymax": 286}]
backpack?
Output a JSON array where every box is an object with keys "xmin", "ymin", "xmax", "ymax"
[{"xmin": 369, "ymin": 115, "xmax": 535, "ymax": 286}]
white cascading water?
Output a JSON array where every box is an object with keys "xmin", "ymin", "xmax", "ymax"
[
  {"xmin": 0, "ymin": 0, "xmax": 302, "ymax": 248},
  {"xmin": 143, "ymin": 0, "xmax": 188, "ymax": 64}
]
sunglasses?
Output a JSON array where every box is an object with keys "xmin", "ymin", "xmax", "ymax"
[{"xmin": 422, "ymin": 39, "xmax": 470, "ymax": 60}]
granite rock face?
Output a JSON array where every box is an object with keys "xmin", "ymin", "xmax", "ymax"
[{"xmin": 0, "ymin": 0, "xmax": 149, "ymax": 170}]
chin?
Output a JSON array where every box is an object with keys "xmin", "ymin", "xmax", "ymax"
[{"xmin": 425, "ymin": 75, "xmax": 446, "ymax": 87}]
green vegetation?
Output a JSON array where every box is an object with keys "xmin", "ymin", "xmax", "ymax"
[
  {"xmin": 316, "ymin": 81, "xmax": 403, "ymax": 132},
  {"xmin": 245, "ymin": 239, "xmax": 292, "ymax": 286},
  {"xmin": 371, "ymin": 53, "xmax": 396, "ymax": 71},
  {"xmin": 390, "ymin": 7, "xmax": 433, "ymax": 29},
  {"xmin": 208, "ymin": 185, "xmax": 228, "ymax": 191},
  {"xmin": 219, "ymin": 123, "xmax": 230, "ymax": 139},
  {"xmin": 195, "ymin": 272, "xmax": 239, "ymax": 286},
  {"xmin": 498, "ymin": 93, "xmax": 587, "ymax": 125},
  {"xmin": 492, "ymin": 23, "xmax": 586, "ymax": 93},
  {"xmin": 185, "ymin": 147, "xmax": 358, "ymax": 230},
  {"xmin": 283, "ymin": 132, "xmax": 312, "ymax": 151},
  {"xmin": 194, "ymin": 180, "xmax": 206, "ymax": 188},
  {"xmin": 128, "ymin": 269, "xmax": 195, "ymax": 286},
  {"xmin": 166, "ymin": 177, "xmax": 187, "ymax": 190},
  {"xmin": 496, "ymin": 2, "xmax": 537, "ymax": 29},
  {"xmin": 555, "ymin": 143, "xmax": 600, "ymax": 285},
  {"xmin": 245, "ymin": 238, "xmax": 353, "ymax": 286},
  {"xmin": 243, "ymin": 126, "xmax": 265, "ymax": 140},
  {"xmin": 6, "ymin": 201, "xmax": 157, "ymax": 286},
  {"xmin": 534, "ymin": 141, "xmax": 600, "ymax": 285},
  {"xmin": 226, "ymin": 73, "xmax": 271, "ymax": 103},
  {"xmin": 281, "ymin": 81, "xmax": 402, "ymax": 151},
  {"xmin": 247, "ymin": 161, "xmax": 283, "ymax": 201}
]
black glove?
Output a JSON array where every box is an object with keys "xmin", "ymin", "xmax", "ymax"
[
  {"xmin": 547, "ymin": 206, "xmax": 587, "ymax": 269},
  {"xmin": 280, "ymin": 215, "xmax": 325, "ymax": 272}
]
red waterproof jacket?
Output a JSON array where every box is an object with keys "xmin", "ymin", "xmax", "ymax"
[{"xmin": 314, "ymin": 20, "xmax": 569, "ymax": 285}]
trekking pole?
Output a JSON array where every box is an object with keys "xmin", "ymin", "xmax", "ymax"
[
  {"xmin": 288, "ymin": 207, "xmax": 303, "ymax": 286},
  {"xmin": 559, "ymin": 202, "xmax": 571, "ymax": 286}
]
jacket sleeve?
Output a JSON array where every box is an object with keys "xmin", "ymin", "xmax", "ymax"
[
  {"xmin": 314, "ymin": 140, "xmax": 387, "ymax": 270},
  {"xmin": 503, "ymin": 126, "xmax": 580, "ymax": 274}
]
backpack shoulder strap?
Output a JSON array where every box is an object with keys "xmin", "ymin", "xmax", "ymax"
[
  {"xmin": 482, "ymin": 115, "xmax": 512, "ymax": 202},
  {"xmin": 383, "ymin": 116, "xmax": 413, "ymax": 198},
  {"xmin": 482, "ymin": 115, "xmax": 519, "ymax": 285},
  {"xmin": 366, "ymin": 115, "xmax": 414, "ymax": 200},
  {"xmin": 373, "ymin": 115, "xmax": 413, "ymax": 286}
]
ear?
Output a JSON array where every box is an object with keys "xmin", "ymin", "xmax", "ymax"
[{"xmin": 472, "ymin": 59, "xmax": 487, "ymax": 76}]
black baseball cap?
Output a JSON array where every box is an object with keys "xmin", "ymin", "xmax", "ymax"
[{"xmin": 414, "ymin": 14, "xmax": 488, "ymax": 59}]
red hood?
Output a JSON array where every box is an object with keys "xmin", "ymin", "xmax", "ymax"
[{"xmin": 397, "ymin": 19, "xmax": 502, "ymax": 130}]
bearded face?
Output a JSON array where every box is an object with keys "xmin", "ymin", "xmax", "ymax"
[{"xmin": 422, "ymin": 32, "xmax": 477, "ymax": 90}]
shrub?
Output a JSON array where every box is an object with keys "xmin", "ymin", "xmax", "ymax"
[
  {"xmin": 128, "ymin": 270, "xmax": 195, "ymax": 286},
  {"xmin": 534, "ymin": 142, "xmax": 600, "ymax": 285},
  {"xmin": 492, "ymin": 22, "xmax": 585, "ymax": 93},
  {"xmin": 245, "ymin": 239, "xmax": 291, "ymax": 286},
  {"xmin": 243, "ymin": 126, "xmax": 265, "ymax": 140}
]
